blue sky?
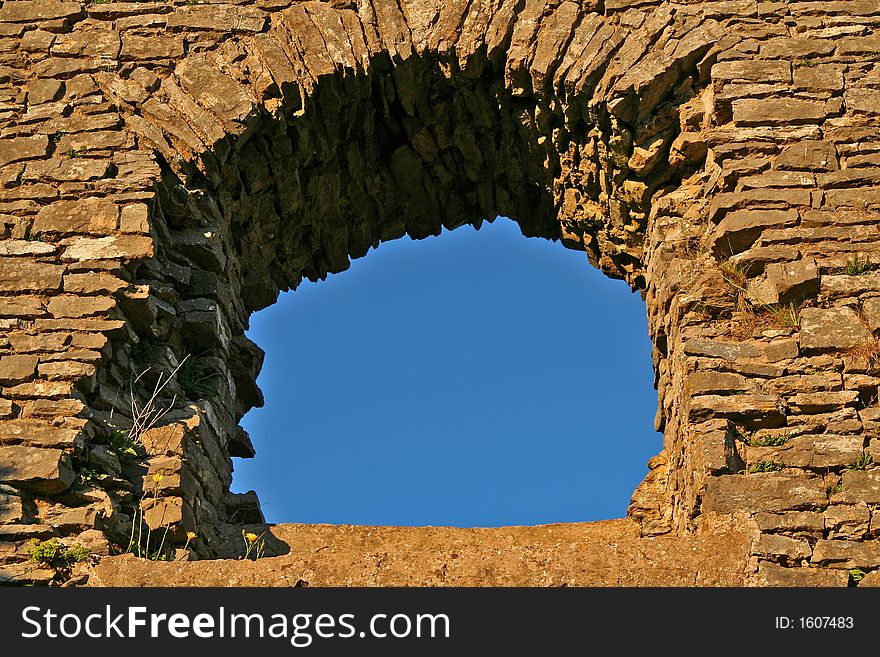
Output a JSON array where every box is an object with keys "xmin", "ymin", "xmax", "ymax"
[{"xmin": 232, "ymin": 217, "xmax": 662, "ymax": 527}]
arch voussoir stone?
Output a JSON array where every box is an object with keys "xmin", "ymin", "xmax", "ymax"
[{"xmin": 1, "ymin": 0, "xmax": 879, "ymax": 586}]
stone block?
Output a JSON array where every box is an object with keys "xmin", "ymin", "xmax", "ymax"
[
  {"xmin": 0, "ymin": 445, "xmax": 74, "ymax": 494},
  {"xmin": 800, "ymin": 307, "xmax": 872, "ymax": 353}
]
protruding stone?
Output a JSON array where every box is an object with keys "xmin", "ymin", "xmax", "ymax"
[
  {"xmin": 0, "ymin": 446, "xmax": 75, "ymax": 494},
  {"xmin": 0, "ymin": 355, "xmax": 38, "ymax": 385},
  {"xmin": 765, "ymin": 258, "xmax": 819, "ymax": 304}
]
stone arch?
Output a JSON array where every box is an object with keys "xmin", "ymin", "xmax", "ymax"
[
  {"xmin": 118, "ymin": 0, "xmax": 714, "ymax": 546},
  {"xmin": 2, "ymin": 0, "xmax": 879, "ymax": 586}
]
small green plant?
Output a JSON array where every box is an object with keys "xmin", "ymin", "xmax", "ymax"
[
  {"xmin": 845, "ymin": 452, "xmax": 874, "ymax": 471},
  {"xmin": 844, "ymin": 254, "xmax": 871, "ymax": 276},
  {"xmin": 826, "ymin": 481, "xmax": 843, "ymax": 496},
  {"xmin": 748, "ymin": 433, "xmax": 790, "ymax": 448},
  {"xmin": 242, "ymin": 530, "xmax": 266, "ymax": 561},
  {"xmin": 77, "ymin": 466, "xmax": 110, "ymax": 487},
  {"xmin": 798, "ymin": 58, "xmax": 817, "ymax": 68},
  {"xmin": 108, "ymin": 428, "xmax": 142, "ymax": 461},
  {"xmin": 849, "ymin": 569, "xmax": 867, "ymax": 586},
  {"xmin": 746, "ymin": 461, "xmax": 783, "ymax": 474},
  {"xmin": 90, "ymin": 0, "xmax": 111, "ymax": 4},
  {"xmin": 64, "ymin": 148, "xmax": 82, "ymax": 159},
  {"xmin": 49, "ymin": 132, "xmax": 62, "ymax": 143},
  {"xmin": 178, "ymin": 358, "xmax": 218, "ymax": 399},
  {"xmin": 27, "ymin": 539, "xmax": 89, "ymax": 570}
]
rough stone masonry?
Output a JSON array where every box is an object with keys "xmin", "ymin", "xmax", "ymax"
[{"xmin": 1, "ymin": 0, "xmax": 880, "ymax": 586}]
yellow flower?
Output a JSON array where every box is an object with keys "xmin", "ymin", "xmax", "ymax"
[
  {"xmin": 245, "ymin": 532, "xmax": 258, "ymax": 543},
  {"xmin": 151, "ymin": 473, "xmax": 164, "ymax": 483},
  {"xmin": 186, "ymin": 532, "xmax": 197, "ymax": 541}
]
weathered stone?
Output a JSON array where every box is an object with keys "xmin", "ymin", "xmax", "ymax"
[
  {"xmin": 824, "ymin": 503, "xmax": 870, "ymax": 540},
  {"xmin": 757, "ymin": 562, "xmax": 848, "ymax": 587},
  {"xmin": 800, "ymin": 307, "xmax": 872, "ymax": 354},
  {"xmin": 793, "ymin": 65, "xmax": 844, "ymax": 94},
  {"xmin": 864, "ymin": 298, "xmax": 880, "ymax": 333},
  {"xmin": 712, "ymin": 59, "xmax": 790, "ymax": 85},
  {"xmin": 689, "ymin": 394, "xmax": 786, "ymax": 428},
  {"xmin": 0, "ymin": 355, "xmax": 38, "ymax": 385},
  {"xmin": 846, "ymin": 88, "xmax": 880, "ymax": 116},
  {"xmin": 711, "ymin": 209, "xmax": 799, "ymax": 256},
  {"xmin": 166, "ymin": 5, "xmax": 267, "ymax": 33},
  {"xmin": 0, "ymin": 446, "xmax": 74, "ymax": 494},
  {"xmin": 61, "ymin": 236, "xmax": 153, "ymax": 262},
  {"xmin": 763, "ymin": 339, "xmax": 798, "ymax": 362},
  {"xmin": 811, "ymin": 540, "xmax": 880, "ymax": 569},
  {"xmin": 702, "ymin": 473, "xmax": 826, "ymax": 514},
  {"xmin": 756, "ymin": 433, "xmax": 862, "ymax": 469},
  {"xmin": 3, "ymin": 381, "xmax": 76, "ymax": 400},
  {"xmin": 32, "ymin": 197, "xmax": 119, "ymax": 236},
  {"xmin": 63, "ymin": 271, "xmax": 128, "ymax": 294},
  {"xmin": 0, "ymin": 240, "xmax": 57, "ymax": 257},
  {"xmin": 683, "ymin": 339, "xmax": 762, "ymax": 360},
  {"xmin": 38, "ymin": 361, "xmax": 97, "ymax": 383},
  {"xmin": 121, "ymin": 35, "xmax": 184, "ymax": 61},
  {"xmin": 19, "ymin": 398, "xmax": 85, "ymax": 420},
  {"xmin": 0, "ymin": 1, "xmax": 81, "ymax": 23},
  {"xmin": 47, "ymin": 295, "xmax": 115, "ymax": 318},
  {"xmin": 841, "ymin": 470, "xmax": 880, "ymax": 505},
  {"xmin": 687, "ymin": 371, "xmax": 751, "ymax": 395},
  {"xmin": 52, "ymin": 28, "xmax": 120, "ymax": 59},
  {"xmin": 23, "ymin": 157, "xmax": 111, "ymax": 182},
  {"xmin": 732, "ymin": 98, "xmax": 830, "ymax": 127},
  {"xmin": 765, "ymin": 258, "xmax": 818, "ymax": 303},
  {"xmin": 775, "ymin": 140, "xmax": 838, "ymax": 172},
  {"xmin": 753, "ymin": 511, "xmax": 824, "ymax": 534},
  {"xmin": 752, "ymin": 533, "xmax": 811, "ymax": 561},
  {"xmin": 0, "ymin": 258, "xmax": 64, "ymax": 293},
  {"xmin": 821, "ymin": 274, "xmax": 880, "ymax": 299},
  {"xmin": 788, "ymin": 392, "xmax": 860, "ymax": 414},
  {"xmin": 0, "ymin": 135, "xmax": 49, "ymax": 168}
]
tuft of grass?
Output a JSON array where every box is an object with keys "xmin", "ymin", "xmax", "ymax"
[
  {"xmin": 64, "ymin": 148, "xmax": 82, "ymax": 159},
  {"xmin": 746, "ymin": 460, "xmax": 783, "ymax": 474},
  {"xmin": 768, "ymin": 302, "xmax": 801, "ymax": 329},
  {"xmin": 847, "ymin": 338, "xmax": 880, "ymax": 370},
  {"xmin": 826, "ymin": 481, "xmax": 844, "ymax": 496},
  {"xmin": 27, "ymin": 539, "xmax": 89, "ymax": 570},
  {"xmin": 749, "ymin": 433, "xmax": 790, "ymax": 447},
  {"xmin": 178, "ymin": 358, "xmax": 218, "ymax": 399},
  {"xmin": 720, "ymin": 258, "xmax": 749, "ymax": 291},
  {"xmin": 845, "ymin": 452, "xmax": 874, "ymax": 471},
  {"xmin": 844, "ymin": 254, "xmax": 872, "ymax": 276}
]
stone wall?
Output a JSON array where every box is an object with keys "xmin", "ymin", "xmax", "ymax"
[{"xmin": 0, "ymin": 0, "xmax": 879, "ymax": 586}]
